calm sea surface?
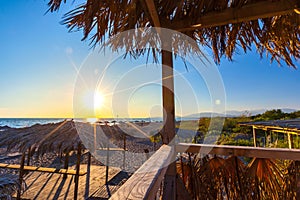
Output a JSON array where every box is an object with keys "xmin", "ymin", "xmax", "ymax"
[
  {"xmin": 0, "ymin": 118, "xmax": 160, "ymax": 129},
  {"xmin": 0, "ymin": 118, "xmax": 66, "ymax": 128}
]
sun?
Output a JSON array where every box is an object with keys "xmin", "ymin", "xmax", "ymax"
[
  {"xmin": 94, "ymin": 91, "xmax": 104, "ymax": 109},
  {"xmin": 83, "ymin": 90, "xmax": 105, "ymax": 112}
]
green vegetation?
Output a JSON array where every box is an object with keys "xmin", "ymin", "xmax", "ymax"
[
  {"xmin": 149, "ymin": 109, "xmax": 300, "ymax": 147},
  {"xmin": 178, "ymin": 109, "xmax": 300, "ymax": 147},
  {"xmin": 251, "ymin": 109, "xmax": 300, "ymax": 121}
]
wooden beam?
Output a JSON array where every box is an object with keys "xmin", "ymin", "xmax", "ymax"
[
  {"xmin": 241, "ymin": 124, "xmax": 300, "ymax": 135},
  {"xmin": 288, "ymin": 133, "xmax": 292, "ymax": 149},
  {"xmin": 63, "ymin": 152, "xmax": 70, "ymax": 179},
  {"xmin": 27, "ymin": 146, "xmax": 31, "ymax": 166},
  {"xmin": 0, "ymin": 163, "xmax": 87, "ymax": 176},
  {"xmin": 123, "ymin": 135, "xmax": 126, "ymax": 169},
  {"xmin": 105, "ymin": 142, "xmax": 110, "ymax": 185},
  {"xmin": 253, "ymin": 127, "xmax": 257, "ymax": 147},
  {"xmin": 167, "ymin": 0, "xmax": 299, "ymax": 31},
  {"xmin": 175, "ymin": 143, "xmax": 300, "ymax": 160},
  {"xmin": 161, "ymin": 33, "xmax": 176, "ymax": 200},
  {"xmin": 74, "ymin": 143, "xmax": 82, "ymax": 200},
  {"xmin": 110, "ymin": 145, "xmax": 173, "ymax": 200},
  {"xmin": 97, "ymin": 148, "xmax": 127, "ymax": 151},
  {"xmin": 145, "ymin": 0, "xmax": 161, "ymax": 27},
  {"xmin": 17, "ymin": 152, "xmax": 25, "ymax": 200},
  {"xmin": 161, "ymin": 50, "xmax": 175, "ymax": 145}
]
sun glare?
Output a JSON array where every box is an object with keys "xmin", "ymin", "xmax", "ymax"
[
  {"xmin": 94, "ymin": 92, "xmax": 104, "ymax": 109},
  {"xmin": 86, "ymin": 118, "xmax": 98, "ymax": 124}
]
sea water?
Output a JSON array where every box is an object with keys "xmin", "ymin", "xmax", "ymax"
[
  {"xmin": 0, "ymin": 118, "xmax": 65, "ymax": 128},
  {"xmin": 0, "ymin": 118, "xmax": 160, "ymax": 129}
]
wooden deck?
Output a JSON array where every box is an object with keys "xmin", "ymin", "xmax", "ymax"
[
  {"xmin": 0, "ymin": 163, "xmax": 87, "ymax": 176},
  {"xmin": 18, "ymin": 164, "xmax": 120, "ymax": 200}
]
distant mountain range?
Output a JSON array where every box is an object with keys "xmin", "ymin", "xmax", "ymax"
[{"xmin": 181, "ymin": 108, "xmax": 297, "ymax": 120}]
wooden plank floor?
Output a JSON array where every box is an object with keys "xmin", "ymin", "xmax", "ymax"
[
  {"xmin": 88, "ymin": 171, "xmax": 130, "ymax": 200},
  {"xmin": 18, "ymin": 164, "xmax": 120, "ymax": 200},
  {"xmin": 0, "ymin": 163, "xmax": 87, "ymax": 176}
]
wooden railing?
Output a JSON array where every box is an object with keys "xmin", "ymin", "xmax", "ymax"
[
  {"xmin": 110, "ymin": 143, "xmax": 300, "ymax": 199},
  {"xmin": 175, "ymin": 143, "xmax": 300, "ymax": 160},
  {"xmin": 110, "ymin": 145, "xmax": 173, "ymax": 200}
]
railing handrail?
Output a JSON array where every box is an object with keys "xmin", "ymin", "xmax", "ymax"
[
  {"xmin": 111, "ymin": 143, "xmax": 300, "ymax": 199},
  {"xmin": 110, "ymin": 144, "xmax": 174, "ymax": 200},
  {"xmin": 175, "ymin": 143, "xmax": 300, "ymax": 160}
]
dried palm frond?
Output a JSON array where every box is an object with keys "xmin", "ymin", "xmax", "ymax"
[
  {"xmin": 283, "ymin": 160, "xmax": 300, "ymax": 199},
  {"xmin": 0, "ymin": 174, "xmax": 19, "ymax": 199},
  {"xmin": 180, "ymin": 155, "xmax": 247, "ymax": 200},
  {"xmin": 0, "ymin": 120, "xmax": 84, "ymax": 157},
  {"xmin": 246, "ymin": 158, "xmax": 285, "ymax": 200},
  {"xmin": 46, "ymin": 0, "xmax": 300, "ymax": 67},
  {"xmin": 179, "ymin": 154, "xmax": 297, "ymax": 200}
]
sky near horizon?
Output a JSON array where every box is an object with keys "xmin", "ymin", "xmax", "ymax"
[{"xmin": 0, "ymin": 1, "xmax": 299, "ymax": 118}]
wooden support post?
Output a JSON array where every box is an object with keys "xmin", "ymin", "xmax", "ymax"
[
  {"xmin": 161, "ymin": 49, "xmax": 176, "ymax": 200},
  {"xmin": 288, "ymin": 133, "xmax": 292, "ymax": 149},
  {"xmin": 161, "ymin": 49, "xmax": 175, "ymax": 145},
  {"xmin": 144, "ymin": 149, "xmax": 150, "ymax": 160},
  {"xmin": 17, "ymin": 152, "xmax": 26, "ymax": 200},
  {"xmin": 87, "ymin": 152, "xmax": 91, "ymax": 169},
  {"xmin": 93, "ymin": 123, "xmax": 97, "ymax": 154},
  {"xmin": 123, "ymin": 135, "xmax": 126, "ymax": 169},
  {"xmin": 63, "ymin": 152, "xmax": 69, "ymax": 179},
  {"xmin": 27, "ymin": 146, "xmax": 31, "ymax": 166},
  {"xmin": 74, "ymin": 143, "xmax": 82, "ymax": 200},
  {"xmin": 105, "ymin": 140, "xmax": 110, "ymax": 185},
  {"xmin": 253, "ymin": 127, "xmax": 257, "ymax": 147}
]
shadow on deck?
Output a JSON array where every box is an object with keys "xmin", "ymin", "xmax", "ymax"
[{"xmin": 88, "ymin": 171, "xmax": 131, "ymax": 200}]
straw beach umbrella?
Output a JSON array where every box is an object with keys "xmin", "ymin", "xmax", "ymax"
[
  {"xmin": 45, "ymin": 0, "xmax": 299, "ymax": 198},
  {"xmin": 0, "ymin": 174, "xmax": 19, "ymax": 199},
  {"xmin": 47, "ymin": 0, "xmax": 300, "ymax": 145},
  {"xmin": 0, "ymin": 120, "xmax": 87, "ymax": 200},
  {"xmin": 0, "ymin": 120, "xmax": 83, "ymax": 156}
]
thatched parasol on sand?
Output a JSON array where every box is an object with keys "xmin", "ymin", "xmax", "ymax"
[
  {"xmin": 0, "ymin": 120, "xmax": 90, "ymax": 200},
  {"xmin": 0, "ymin": 120, "xmax": 82, "ymax": 157},
  {"xmin": 0, "ymin": 174, "xmax": 19, "ymax": 199}
]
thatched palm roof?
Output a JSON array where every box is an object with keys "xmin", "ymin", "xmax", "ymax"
[
  {"xmin": 47, "ymin": 0, "xmax": 300, "ymax": 67},
  {"xmin": 0, "ymin": 120, "xmax": 82, "ymax": 156},
  {"xmin": 0, "ymin": 119, "xmax": 159, "ymax": 157},
  {"xmin": 0, "ymin": 174, "xmax": 19, "ymax": 199}
]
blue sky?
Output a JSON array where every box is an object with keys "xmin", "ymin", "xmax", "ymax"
[{"xmin": 0, "ymin": 0, "xmax": 299, "ymax": 118}]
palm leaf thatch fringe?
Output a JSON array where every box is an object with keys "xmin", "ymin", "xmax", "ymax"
[
  {"xmin": 0, "ymin": 120, "xmax": 83, "ymax": 157},
  {"xmin": 180, "ymin": 154, "xmax": 300, "ymax": 200},
  {"xmin": 0, "ymin": 120, "xmax": 157, "ymax": 158},
  {"xmin": 283, "ymin": 160, "xmax": 300, "ymax": 199},
  {"xmin": 247, "ymin": 158, "xmax": 285, "ymax": 199},
  {"xmin": 47, "ymin": 0, "xmax": 300, "ymax": 67},
  {"xmin": 0, "ymin": 174, "xmax": 20, "ymax": 199}
]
